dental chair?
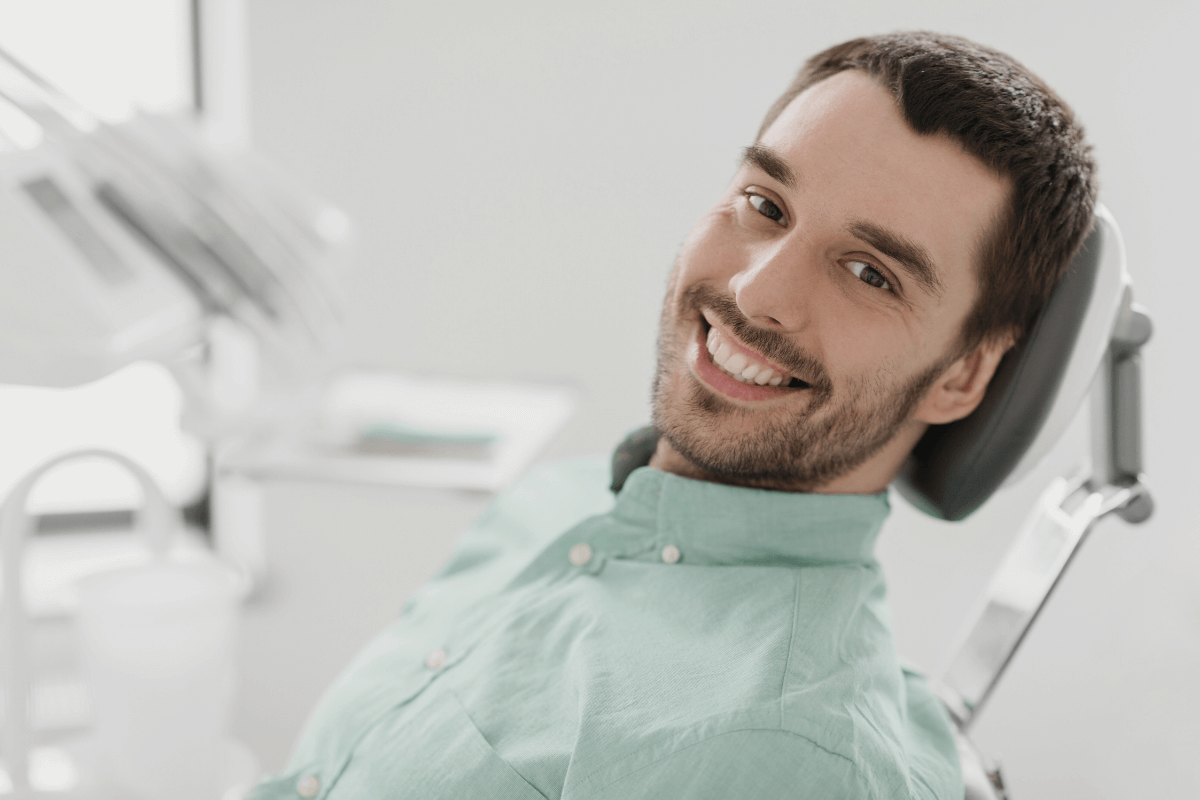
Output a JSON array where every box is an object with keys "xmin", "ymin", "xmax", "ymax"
[{"xmin": 896, "ymin": 205, "xmax": 1152, "ymax": 799}]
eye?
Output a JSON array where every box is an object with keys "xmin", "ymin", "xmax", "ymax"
[
  {"xmin": 747, "ymin": 192, "xmax": 786, "ymax": 226},
  {"xmin": 845, "ymin": 259, "xmax": 892, "ymax": 291}
]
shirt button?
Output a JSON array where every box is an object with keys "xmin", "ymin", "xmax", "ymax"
[
  {"xmin": 661, "ymin": 544, "xmax": 681, "ymax": 564},
  {"xmin": 568, "ymin": 542, "xmax": 593, "ymax": 566},
  {"xmin": 296, "ymin": 775, "xmax": 320, "ymax": 798},
  {"xmin": 425, "ymin": 647, "xmax": 447, "ymax": 669}
]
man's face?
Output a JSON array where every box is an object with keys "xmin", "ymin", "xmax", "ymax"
[{"xmin": 652, "ymin": 70, "xmax": 1010, "ymax": 492}]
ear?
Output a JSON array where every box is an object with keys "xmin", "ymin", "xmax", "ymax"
[{"xmin": 913, "ymin": 333, "xmax": 1015, "ymax": 425}]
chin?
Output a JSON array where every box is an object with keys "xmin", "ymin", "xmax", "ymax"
[{"xmin": 651, "ymin": 346, "xmax": 925, "ymax": 493}]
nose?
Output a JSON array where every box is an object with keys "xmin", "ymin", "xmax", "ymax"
[{"xmin": 727, "ymin": 239, "xmax": 814, "ymax": 332}]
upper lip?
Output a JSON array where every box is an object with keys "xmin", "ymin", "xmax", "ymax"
[{"xmin": 701, "ymin": 310, "xmax": 804, "ymax": 384}]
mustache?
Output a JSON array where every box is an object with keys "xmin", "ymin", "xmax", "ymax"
[{"xmin": 683, "ymin": 284, "xmax": 832, "ymax": 393}]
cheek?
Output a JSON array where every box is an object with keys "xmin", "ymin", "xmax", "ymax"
[
  {"xmin": 818, "ymin": 307, "xmax": 917, "ymax": 380},
  {"xmin": 674, "ymin": 207, "xmax": 742, "ymax": 285}
]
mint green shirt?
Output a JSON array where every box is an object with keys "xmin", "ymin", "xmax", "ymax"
[{"xmin": 248, "ymin": 458, "xmax": 962, "ymax": 799}]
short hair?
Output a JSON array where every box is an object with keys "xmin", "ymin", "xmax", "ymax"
[{"xmin": 759, "ymin": 32, "xmax": 1097, "ymax": 350}]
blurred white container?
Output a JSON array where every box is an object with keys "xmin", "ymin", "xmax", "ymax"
[
  {"xmin": 1, "ymin": 447, "xmax": 254, "ymax": 798},
  {"xmin": 76, "ymin": 561, "xmax": 240, "ymax": 800}
]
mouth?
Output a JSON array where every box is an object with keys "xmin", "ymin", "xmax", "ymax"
[{"xmin": 689, "ymin": 314, "xmax": 812, "ymax": 401}]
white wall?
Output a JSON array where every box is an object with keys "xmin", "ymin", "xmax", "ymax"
[{"xmin": 245, "ymin": 1, "xmax": 1200, "ymax": 796}]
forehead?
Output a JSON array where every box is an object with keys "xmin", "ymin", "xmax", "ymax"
[{"xmin": 758, "ymin": 70, "xmax": 1009, "ymax": 303}]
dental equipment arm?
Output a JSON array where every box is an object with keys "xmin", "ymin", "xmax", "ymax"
[
  {"xmin": 934, "ymin": 288, "xmax": 1153, "ymax": 732},
  {"xmin": 932, "ymin": 292, "xmax": 1152, "ymax": 800}
]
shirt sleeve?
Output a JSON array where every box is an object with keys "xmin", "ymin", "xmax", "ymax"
[{"xmin": 576, "ymin": 729, "xmax": 868, "ymax": 800}]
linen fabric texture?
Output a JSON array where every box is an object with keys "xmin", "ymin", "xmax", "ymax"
[{"xmin": 246, "ymin": 448, "xmax": 962, "ymax": 799}]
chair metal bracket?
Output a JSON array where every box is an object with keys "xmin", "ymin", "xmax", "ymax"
[{"xmin": 934, "ymin": 288, "xmax": 1153, "ymax": 732}]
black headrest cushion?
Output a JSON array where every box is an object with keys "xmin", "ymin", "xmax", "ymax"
[{"xmin": 895, "ymin": 224, "xmax": 1103, "ymax": 520}]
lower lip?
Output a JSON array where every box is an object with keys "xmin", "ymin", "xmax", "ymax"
[{"xmin": 689, "ymin": 326, "xmax": 793, "ymax": 402}]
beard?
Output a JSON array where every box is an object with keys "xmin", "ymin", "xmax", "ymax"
[{"xmin": 651, "ymin": 282, "xmax": 952, "ymax": 492}]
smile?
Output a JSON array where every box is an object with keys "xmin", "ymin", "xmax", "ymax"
[
  {"xmin": 690, "ymin": 315, "xmax": 811, "ymax": 401},
  {"xmin": 707, "ymin": 326, "xmax": 787, "ymax": 385}
]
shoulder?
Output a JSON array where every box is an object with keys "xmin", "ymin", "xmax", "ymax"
[
  {"xmin": 569, "ymin": 727, "xmax": 867, "ymax": 800},
  {"xmin": 774, "ymin": 654, "xmax": 961, "ymax": 800},
  {"xmin": 771, "ymin": 573, "xmax": 962, "ymax": 800},
  {"xmin": 571, "ymin": 709, "xmax": 960, "ymax": 800}
]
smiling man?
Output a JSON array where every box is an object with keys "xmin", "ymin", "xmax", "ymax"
[
  {"xmin": 652, "ymin": 66, "xmax": 1014, "ymax": 496},
  {"xmin": 249, "ymin": 32, "xmax": 1095, "ymax": 800}
]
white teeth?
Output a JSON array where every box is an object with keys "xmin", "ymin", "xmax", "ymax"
[{"xmin": 706, "ymin": 325, "xmax": 792, "ymax": 387}]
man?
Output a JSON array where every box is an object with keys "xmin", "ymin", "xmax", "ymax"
[{"xmin": 249, "ymin": 31, "xmax": 1094, "ymax": 799}]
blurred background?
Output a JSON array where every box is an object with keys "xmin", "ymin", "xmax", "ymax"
[{"xmin": 2, "ymin": 0, "xmax": 1197, "ymax": 797}]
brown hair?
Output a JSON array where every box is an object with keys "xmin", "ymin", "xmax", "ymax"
[{"xmin": 760, "ymin": 32, "xmax": 1097, "ymax": 350}]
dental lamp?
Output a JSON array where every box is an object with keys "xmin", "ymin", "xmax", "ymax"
[{"xmin": 0, "ymin": 43, "xmax": 350, "ymax": 396}]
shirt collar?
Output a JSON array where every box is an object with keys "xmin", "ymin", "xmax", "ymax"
[{"xmin": 606, "ymin": 428, "xmax": 889, "ymax": 567}]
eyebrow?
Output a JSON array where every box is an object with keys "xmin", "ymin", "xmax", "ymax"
[
  {"xmin": 741, "ymin": 143, "xmax": 795, "ymax": 189},
  {"xmin": 849, "ymin": 219, "xmax": 944, "ymax": 298}
]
